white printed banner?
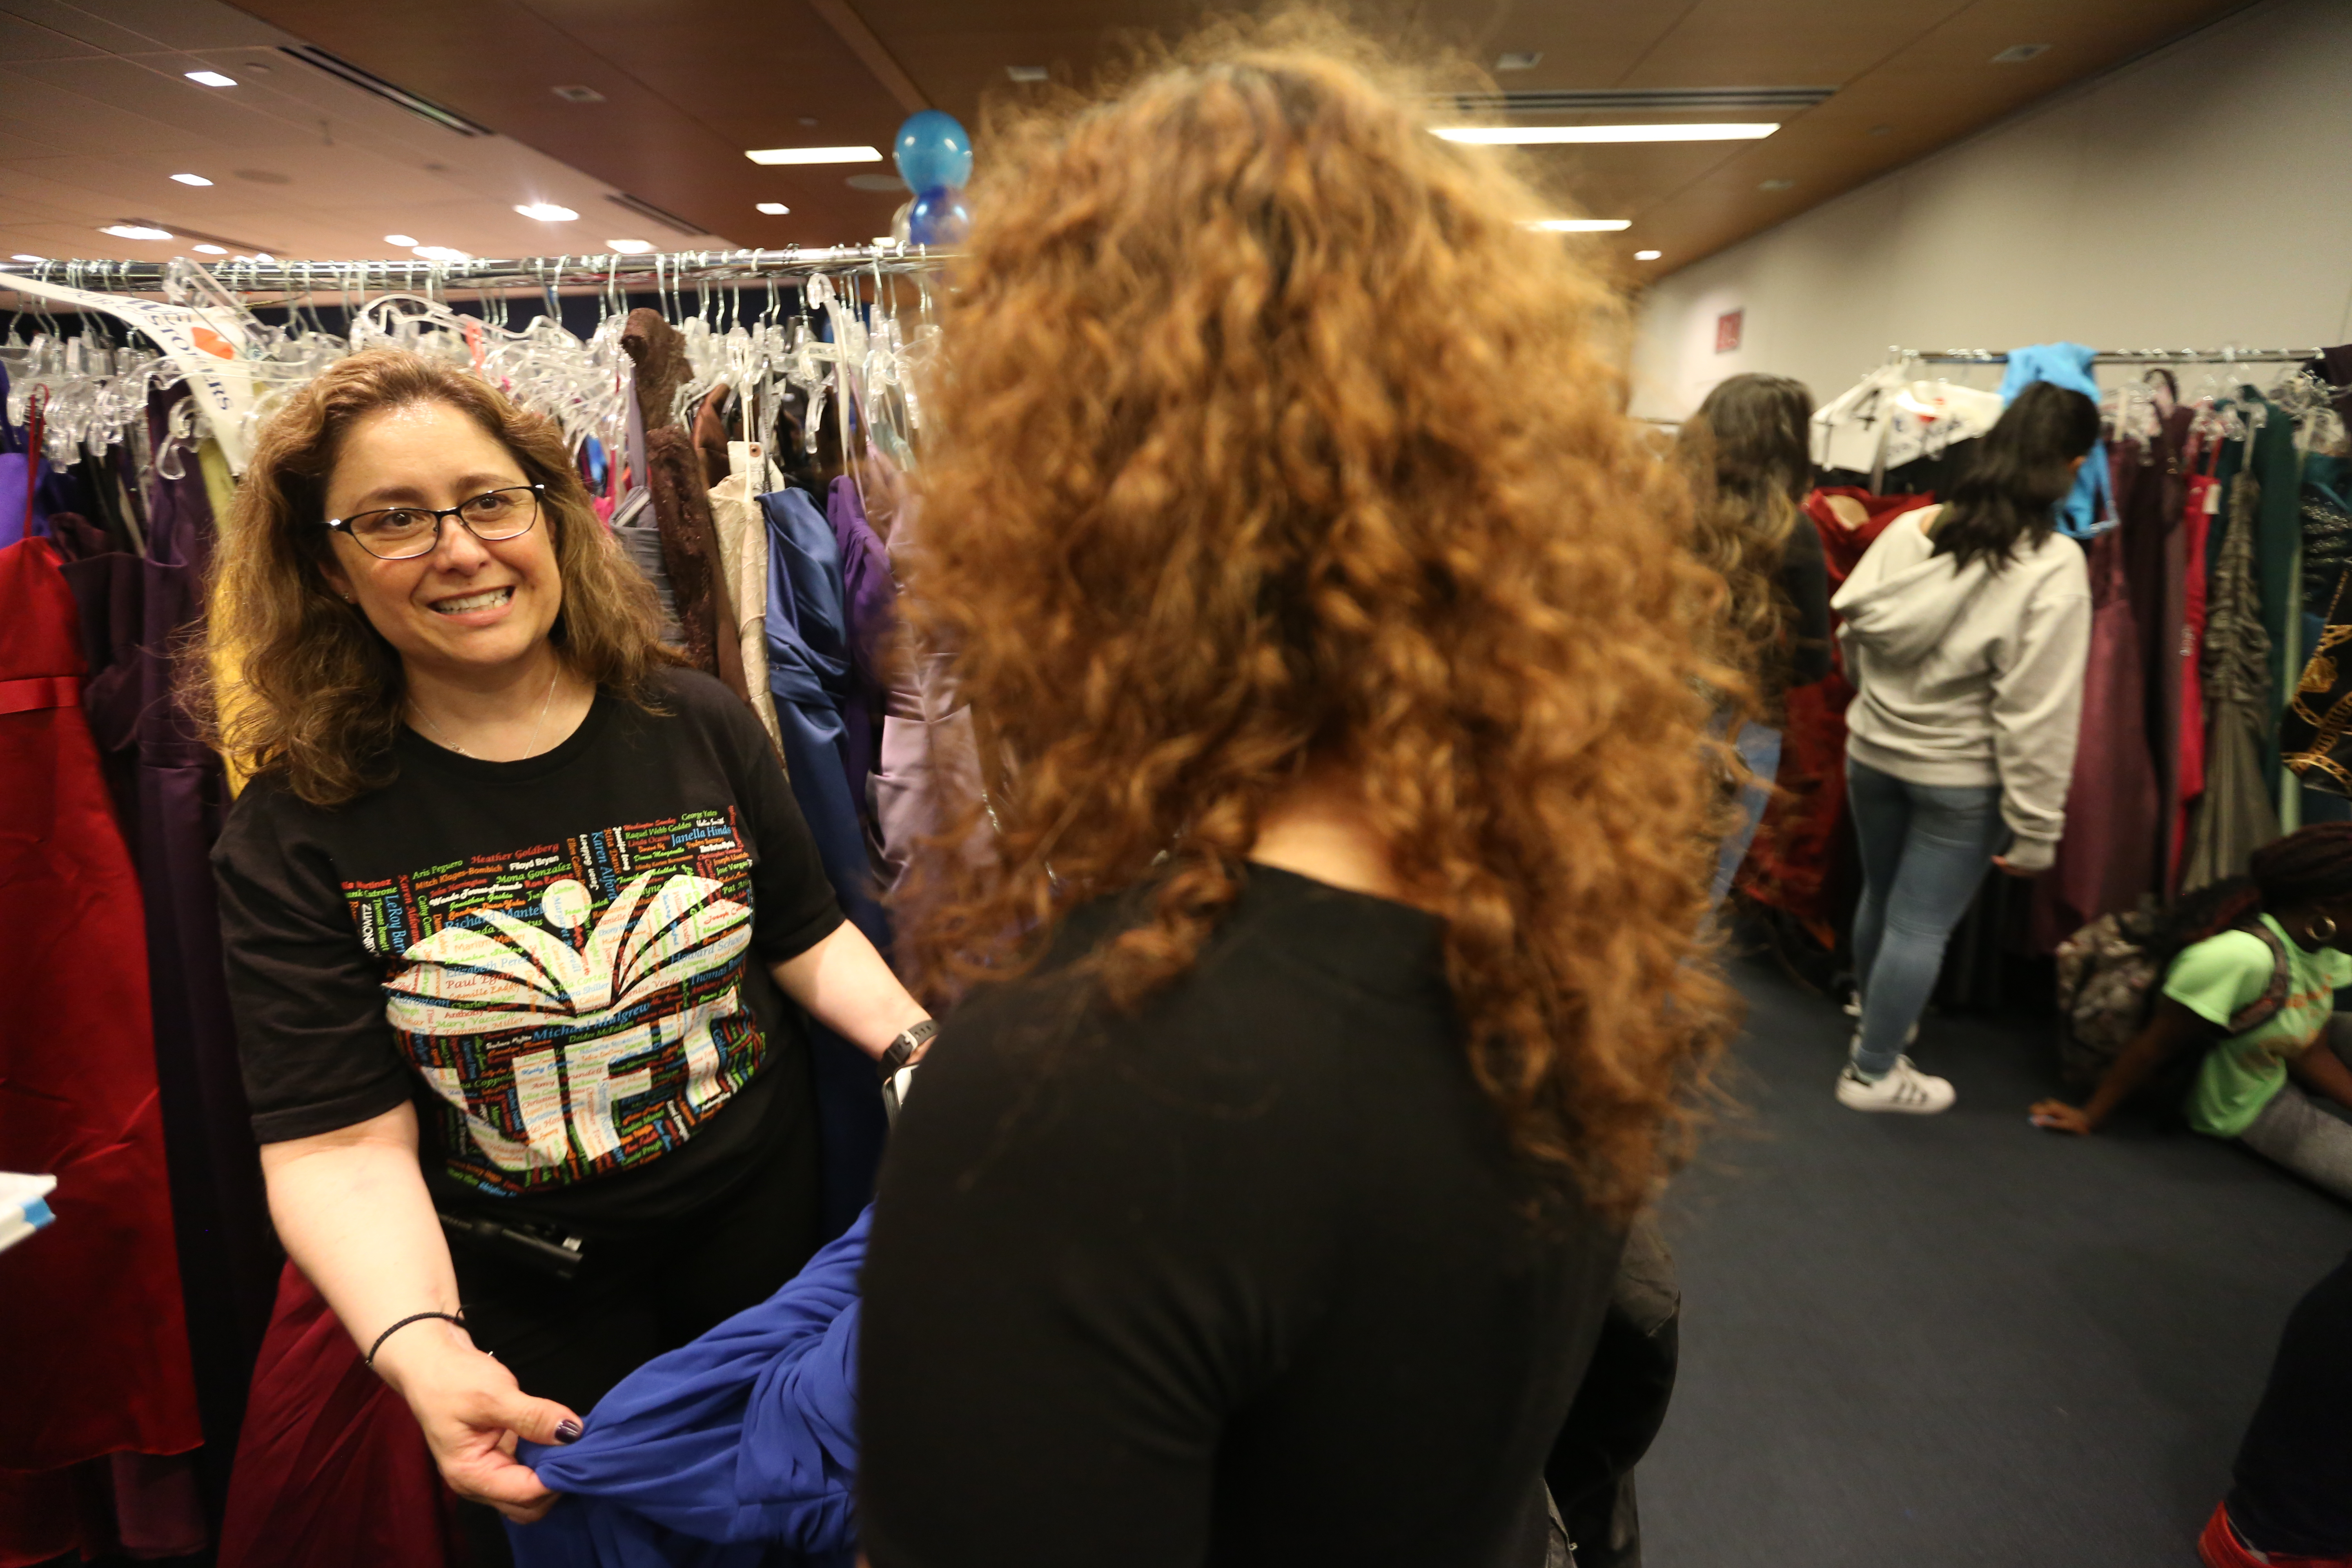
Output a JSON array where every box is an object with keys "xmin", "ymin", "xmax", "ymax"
[{"xmin": 4, "ymin": 271, "xmax": 263, "ymax": 474}]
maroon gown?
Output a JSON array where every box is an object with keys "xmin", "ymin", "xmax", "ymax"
[{"xmin": 0, "ymin": 537, "xmax": 204, "ymax": 1561}]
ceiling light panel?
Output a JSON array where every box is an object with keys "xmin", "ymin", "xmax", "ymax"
[
  {"xmin": 1436, "ymin": 123, "xmax": 1778, "ymax": 145},
  {"xmin": 1635, "ymin": 249, "xmax": 1662, "ymax": 260},
  {"xmin": 744, "ymin": 145, "xmax": 883, "ymax": 164},
  {"xmin": 607, "ymin": 239, "xmax": 654, "ymax": 254},
  {"xmin": 384, "ymin": 233, "xmax": 418, "ymax": 246},
  {"xmin": 102, "ymin": 224, "xmax": 174, "ymax": 240},
  {"xmin": 1439, "ymin": 87, "xmax": 1833, "ymax": 116},
  {"xmin": 756, "ymin": 202, "xmax": 790, "ymax": 214},
  {"xmin": 514, "ymin": 203, "xmax": 579, "ymax": 221},
  {"xmin": 170, "ymin": 173, "xmax": 213, "ymax": 186},
  {"xmin": 184, "ymin": 71, "xmax": 237, "ymax": 87}
]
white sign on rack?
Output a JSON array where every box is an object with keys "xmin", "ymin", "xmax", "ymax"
[{"xmin": 4, "ymin": 271, "xmax": 263, "ymax": 474}]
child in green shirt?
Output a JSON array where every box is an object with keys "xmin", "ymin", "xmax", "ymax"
[{"xmin": 2032, "ymin": 826, "xmax": 2352, "ymax": 1204}]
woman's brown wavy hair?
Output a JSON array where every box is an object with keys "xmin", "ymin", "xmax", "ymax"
[
  {"xmin": 895, "ymin": 17, "xmax": 1740, "ymax": 1221},
  {"xmin": 1675, "ymin": 372, "xmax": 1813, "ymax": 700},
  {"xmin": 200, "ymin": 347, "xmax": 672, "ymax": 806}
]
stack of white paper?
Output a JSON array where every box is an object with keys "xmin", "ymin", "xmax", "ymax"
[{"xmin": 0, "ymin": 1173, "xmax": 58, "ymax": 1256}]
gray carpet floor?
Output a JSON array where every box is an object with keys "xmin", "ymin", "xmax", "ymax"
[{"xmin": 1640, "ymin": 955, "xmax": 2352, "ymax": 1567}]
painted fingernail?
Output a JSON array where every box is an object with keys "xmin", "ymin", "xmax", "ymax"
[{"xmin": 555, "ymin": 1419, "xmax": 583, "ymax": 1443}]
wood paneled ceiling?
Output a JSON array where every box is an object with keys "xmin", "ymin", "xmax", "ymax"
[{"xmin": 9, "ymin": 0, "xmax": 2254, "ymax": 275}]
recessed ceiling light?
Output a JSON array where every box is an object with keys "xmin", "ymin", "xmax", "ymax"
[
  {"xmin": 744, "ymin": 145, "xmax": 883, "ymax": 165},
  {"xmin": 253, "ymin": 252, "xmax": 275, "ymax": 262},
  {"xmin": 170, "ymin": 172, "xmax": 214, "ymax": 186},
  {"xmin": 1435, "ymin": 122, "xmax": 1779, "ymax": 145},
  {"xmin": 412, "ymin": 245, "xmax": 471, "ymax": 261},
  {"xmin": 1495, "ymin": 51, "xmax": 1541, "ymax": 71},
  {"xmin": 1634, "ymin": 249, "xmax": 1662, "ymax": 261},
  {"xmin": 756, "ymin": 201, "xmax": 791, "ymax": 215},
  {"xmin": 12, "ymin": 254, "xmax": 45, "ymax": 262},
  {"xmin": 1006, "ymin": 65, "xmax": 1049, "ymax": 82},
  {"xmin": 551, "ymin": 84, "xmax": 605, "ymax": 102},
  {"xmin": 192, "ymin": 243, "xmax": 228, "ymax": 254},
  {"xmin": 1531, "ymin": 218, "xmax": 1631, "ymax": 232},
  {"xmin": 102, "ymin": 223, "xmax": 174, "ymax": 241},
  {"xmin": 1991, "ymin": 43, "xmax": 2051, "ymax": 63},
  {"xmin": 384, "ymin": 233, "xmax": 419, "ymax": 246},
  {"xmin": 607, "ymin": 238, "xmax": 654, "ymax": 254},
  {"xmin": 1759, "ymin": 178, "xmax": 1795, "ymax": 191},
  {"xmin": 185, "ymin": 70, "xmax": 237, "ymax": 87},
  {"xmin": 514, "ymin": 203, "xmax": 579, "ymax": 221}
]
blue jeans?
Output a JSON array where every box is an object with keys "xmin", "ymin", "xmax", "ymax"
[
  {"xmin": 1846, "ymin": 757, "xmax": 2008, "ymax": 1078},
  {"xmin": 1711, "ymin": 723, "xmax": 1782, "ymax": 908}
]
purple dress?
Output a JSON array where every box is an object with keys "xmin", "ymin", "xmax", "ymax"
[{"xmin": 823, "ymin": 477, "xmax": 898, "ymax": 845}]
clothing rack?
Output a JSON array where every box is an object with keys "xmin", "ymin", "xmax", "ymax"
[
  {"xmin": 1889, "ymin": 346, "xmax": 2327, "ymax": 366},
  {"xmin": 0, "ymin": 242, "xmax": 951, "ymax": 298}
]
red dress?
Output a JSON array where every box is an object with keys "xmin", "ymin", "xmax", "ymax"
[
  {"xmin": 215, "ymin": 1264, "xmax": 461, "ymax": 1568},
  {"xmin": 2174, "ymin": 440, "xmax": 2223, "ymax": 893},
  {"xmin": 1736, "ymin": 489, "xmax": 1934, "ymax": 937},
  {"xmin": 0, "ymin": 538, "xmax": 203, "ymax": 1562}
]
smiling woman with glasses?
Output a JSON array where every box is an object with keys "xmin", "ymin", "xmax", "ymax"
[{"xmin": 198, "ymin": 347, "xmax": 931, "ymax": 1559}]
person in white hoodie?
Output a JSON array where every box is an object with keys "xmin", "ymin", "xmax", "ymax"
[{"xmin": 1830, "ymin": 381, "xmax": 2099, "ymax": 1113}]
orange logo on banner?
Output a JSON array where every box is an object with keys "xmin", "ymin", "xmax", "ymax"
[{"xmin": 191, "ymin": 326, "xmax": 237, "ymax": 359}]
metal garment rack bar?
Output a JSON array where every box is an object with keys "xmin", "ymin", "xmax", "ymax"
[
  {"xmin": 0, "ymin": 243, "xmax": 952, "ymax": 295},
  {"xmin": 1892, "ymin": 346, "xmax": 2326, "ymax": 365}
]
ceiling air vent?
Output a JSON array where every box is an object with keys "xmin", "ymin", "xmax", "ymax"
[
  {"xmin": 1437, "ymin": 85, "xmax": 1836, "ymax": 116},
  {"xmin": 605, "ymin": 192, "xmax": 703, "ymax": 236},
  {"xmin": 278, "ymin": 45, "xmax": 492, "ymax": 136}
]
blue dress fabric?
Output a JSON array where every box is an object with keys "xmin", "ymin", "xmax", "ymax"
[
  {"xmin": 509, "ymin": 1210, "xmax": 870, "ymax": 1568},
  {"xmin": 758, "ymin": 486, "xmax": 891, "ymax": 1237},
  {"xmin": 1999, "ymin": 342, "xmax": 2113, "ymax": 540}
]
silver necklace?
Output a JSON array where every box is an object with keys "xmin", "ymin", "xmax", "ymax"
[{"xmin": 412, "ymin": 666, "xmax": 563, "ymax": 758}]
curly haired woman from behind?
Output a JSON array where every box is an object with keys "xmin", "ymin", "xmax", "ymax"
[{"xmin": 855, "ymin": 21, "xmax": 1737, "ymax": 1568}]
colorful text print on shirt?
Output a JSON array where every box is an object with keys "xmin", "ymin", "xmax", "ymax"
[{"xmin": 343, "ymin": 810, "xmax": 766, "ymax": 1195}]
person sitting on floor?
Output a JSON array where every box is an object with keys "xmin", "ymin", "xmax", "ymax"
[{"xmin": 2031, "ymin": 823, "xmax": 2352, "ymax": 1205}]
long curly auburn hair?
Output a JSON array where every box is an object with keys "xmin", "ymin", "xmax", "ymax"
[
  {"xmin": 896, "ymin": 19, "xmax": 1740, "ymax": 1221},
  {"xmin": 200, "ymin": 348, "xmax": 672, "ymax": 806}
]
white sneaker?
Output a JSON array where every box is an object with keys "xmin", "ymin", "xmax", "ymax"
[{"xmin": 1835, "ymin": 1056, "xmax": 1955, "ymax": 1115}]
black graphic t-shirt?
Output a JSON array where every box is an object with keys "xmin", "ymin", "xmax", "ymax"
[{"xmin": 214, "ymin": 668, "xmax": 844, "ymax": 1231}]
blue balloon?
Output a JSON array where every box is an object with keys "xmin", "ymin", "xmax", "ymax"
[
  {"xmin": 894, "ymin": 110, "xmax": 973, "ymax": 194},
  {"xmin": 907, "ymin": 187, "xmax": 970, "ymax": 246}
]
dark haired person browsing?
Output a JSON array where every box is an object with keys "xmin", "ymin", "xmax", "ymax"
[
  {"xmin": 1677, "ymin": 372, "xmax": 1833, "ymax": 903},
  {"xmin": 1831, "ymin": 381, "xmax": 2100, "ymax": 1114}
]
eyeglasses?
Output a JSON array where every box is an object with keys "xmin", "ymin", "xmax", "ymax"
[{"xmin": 325, "ymin": 484, "xmax": 545, "ymax": 560}]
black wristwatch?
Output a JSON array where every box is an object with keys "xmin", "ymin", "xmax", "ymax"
[{"xmin": 879, "ymin": 1019, "xmax": 938, "ymax": 1078}]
